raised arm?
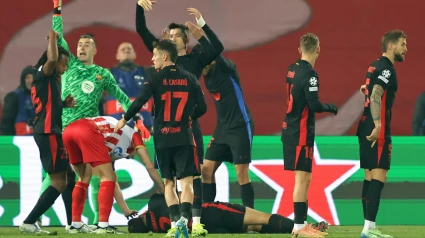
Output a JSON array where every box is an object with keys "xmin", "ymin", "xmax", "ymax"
[
  {"xmin": 43, "ymin": 30, "xmax": 59, "ymax": 76},
  {"xmin": 135, "ymin": 3, "xmax": 159, "ymax": 53},
  {"xmin": 187, "ymin": 8, "xmax": 224, "ymax": 68},
  {"xmin": 52, "ymin": 0, "xmax": 76, "ymax": 61},
  {"xmin": 215, "ymin": 55, "xmax": 236, "ymax": 72}
]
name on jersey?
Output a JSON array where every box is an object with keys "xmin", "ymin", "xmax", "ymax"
[
  {"xmin": 163, "ymin": 79, "xmax": 188, "ymax": 86},
  {"xmin": 161, "ymin": 126, "xmax": 181, "ymax": 134}
]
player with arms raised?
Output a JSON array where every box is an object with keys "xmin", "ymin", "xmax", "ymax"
[
  {"xmin": 115, "ymin": 39, "xmax": 207, "ymax": 238},
  {"xmin": 356, "ymin": 30, "xmax": 407, "ymax": 238},
  {"xmin": 281, "ymin": 33, "xmax": 337, "ymax": 238}
]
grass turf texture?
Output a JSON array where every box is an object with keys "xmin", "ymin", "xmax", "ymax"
[{"xmin": 2, "ymin": 226, "xmax": 425, "ymax": 237}]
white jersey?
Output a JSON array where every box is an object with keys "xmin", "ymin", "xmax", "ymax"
[{"xmin": 88, "ymin": 116, "xmax": 145, "ymax": 160}]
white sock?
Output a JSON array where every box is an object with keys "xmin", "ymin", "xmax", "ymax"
[
  {"xmin": 192, "ymin": 217, "xmax": 201, "ymax": 225},
  {"xmin": 71, "ymin": 222, "xmax": 82, "ymax": 229},
  {"xmin": 98, "ymin": 222, "xmax": 109, "ymax": 228},
  {"xmin": 294, "ymin": 223, "xmax": 305, "ymax": 230},
  {"xmin": 171, "ymin": 222, "xmax": 177, "ymax": 228},
  {"xmin": 304, "ymin": 221, "xmax": 307, "ymax": 225},
  {"xmin": 362, "ymin": 220, "xmax": 375, "ymax": 232}
]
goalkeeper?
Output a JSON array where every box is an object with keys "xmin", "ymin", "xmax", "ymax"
[{"xmin": 37, "ymin": 0, "xmax": 151, "ymax": 234}]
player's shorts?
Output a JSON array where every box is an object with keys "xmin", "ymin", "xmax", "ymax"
[
  {"xmin": 205, "ymin": 122, "xmax": 254, "ymax": 164},
  {"xmin": 191, "ymin": 119, "xmax": 204, "ymax": 164},
  {"xmin": 155, "ymin": 145, "xmax": 200, "ymax": 180},
  {"xmin": 283, "ymin": 143, "xmax": 313, "ymax": 173},
  {"xmin": 62, "ymin": 119, "xmax": 111, "ymax": 168},
  {"xmin": 359, "ymin": 137, "xmax": 392, "ymax": 170},
  {"xmin": 201, "ymin": 202, "xmax": 246, "ymax": 233},
  {"xmin": 34, "ymin": 133, "xmax": 69, "ymax": 174}
]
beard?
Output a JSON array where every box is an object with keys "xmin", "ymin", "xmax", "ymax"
[{"xmin": 394, "ymin": 52, "xmax": 404, "ymax": 62}]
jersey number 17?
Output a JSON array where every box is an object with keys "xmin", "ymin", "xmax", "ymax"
[{"xmin": 161, "ymin": 91, "xmax": 188, "ymax": 122}]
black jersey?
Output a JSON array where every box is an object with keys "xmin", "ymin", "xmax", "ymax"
[
  {"xmin": 31, "ymin": 65, "xmax": 63, "ymax": 134},
  {"xmin": 356, "ymin": 56, "xmax": 398, "ymax": 141},
  {"xmin": 204, "ymin": 55, "xmax": 253, "ymax": 129},
  {"xmin": 124, "ymin": 65, "xmax": 207, "ymax": 149}
]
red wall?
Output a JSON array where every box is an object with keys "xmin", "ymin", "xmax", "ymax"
[{"xmin": 0, "ymin": 0, "xmax": 424, "ymax": 135}]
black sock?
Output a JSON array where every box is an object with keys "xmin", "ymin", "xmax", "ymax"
[
  {"xmin": 181, "ymin": 202, "xmax": 192, "ymax": 220},
  {"xmin": 202, "ymin": 183, "xmax": 216, "ymax": 203},
  {"xmin": 62, "ymin": 179, "xmax": 75, "ymax": 226},
  {"xmin": 305, "ymin": 200, "xmax": 308, "ymax": 222},
  {"xmin": 366, "ymin": 179, "xmax": 384, "ymax": 222},
  {"xmin": 362, "ymin": 180, "xmax": 370, "ymax": 220},
  {"xmin": 260, "ymin": 214, "xmax": 294, "ymax": 234},
  {"xmin": 168, "ymin": 204, "xmax": 181, "ymax": 222},
  {"xmin": 240, "ymin": 182, "xmax": 254, "ymax": 208},
  {"xmin": 24, "ymin": 186, "xmax": 61, "ymax": 224},
  {"xmin": 294, "ymin": 202, "xmax": 307, "ymax": 224},
  {"xmin": 192, "ymin": 178, "xmax": 202, "ymax": 217}
]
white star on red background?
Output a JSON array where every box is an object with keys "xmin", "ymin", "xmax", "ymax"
[{"xmin": 250, "ymin": 142, "xmax": 360, "ymax": 225}]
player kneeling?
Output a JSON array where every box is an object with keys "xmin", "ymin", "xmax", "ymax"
[{"xmin": 127, "ymin": 194, "xmax": 329, "ymax": 235}]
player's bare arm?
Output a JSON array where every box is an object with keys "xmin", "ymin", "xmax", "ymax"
[
  {"xmin": 188, "ymin": 8, "xmax": 224, "ymax": 68},
  {"xmin": 135, "ymin": 147, "xmax": 165, "ymax": 193},
  {"xmin": 136, "ymin": 1, "xmax": 159, "ymax": 53},
  {"xmin": 43, "ymin": 30, "xmax": 60, "ymax": 76},
  {"xmin": 367, "ymin": 84, "xmax": 384, "ymax": 146}
]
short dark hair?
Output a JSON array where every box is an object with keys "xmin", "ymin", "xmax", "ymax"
[
  {"xmin": 154, "ymin": 39, "xmax": 178, "ymax": 63},
  {"xmin": 168, "ymin": 23, "xmax": 190, "ymax": 43},
  {"xmin": 35, "ymin": 46, "xmax": 70, "ymax": 70},
  {"xmin": 381, "ymin": 30, "xmax": 407, "ymax": 53},
  {"xmin": 79, "ymin": 33, "xmax": 97, "ymax": 47},
  {"xmin": 300, "ymin": 33, "xmax": 319, "ymax": 53}
]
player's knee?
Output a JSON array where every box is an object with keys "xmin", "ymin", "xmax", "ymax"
[
  {"xmin": 49, "ymin": 172, "xmax": 67, "ymax": 192},
  {"xmin": 164, "ymin": 178, "xmax": 176, "ymax": 189},
  {"xmin": 294, "ymin": 171, "xmax": 311, "ymax": 185},
  {"xmin": 371, "ymin": 168, "xmax": 387, "ymax": 183},
  {"xmin": 95, "ymin": 163, "xmax": 116, "ymax": 182},
  {"xmin": 201, "ymin": 163, "xmax": 214, "ymax": 181},
  {"xmin": 180, "ymin": 177, "xmax": 193, "ymax": 190},
  {"xmin": 364, "ymin": 169, "xmax": 372, "ymax": 181}
]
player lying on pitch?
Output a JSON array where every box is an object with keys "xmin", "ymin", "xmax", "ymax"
[{"xmin": 127, "ymin": 193, "xmax": 329, "ymax": 235}]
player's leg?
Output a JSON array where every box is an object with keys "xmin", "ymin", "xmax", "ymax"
[
  {"xmin": 175, "ymin": 145, "xmax": 201, "ymax": 238},
  {"xmin": 361, "ymin": 140, "xmax": 392, "ymax": 238},
  {"xmin": 283, "ymin": 144, "xmax": 322, "ymax": 237},
  {"xmin": 36, "ymin": 173, "xmax": 51, "ymax": 226},
  {"xmin": 202, "ymin": 134, "xmax": 228, "ymax": 202},
  {"xmin": 242, "ymin": 207, "xmax": 293, "ymax": 234},
  {"xmin": 359, "ymin": 137, "xmax": 372, "ymax": 223},
  {"xmin": 192, "ymin": 123, "xmax": 204, "ymax": 227},
  {"xmin": 230, "ymin": 123, "xmax": 255, "ymax": 208},
  {"xmin": 20, "ymin": 133, "xmax": 68, "ymax": 235},
  {"xmin": 156, "ymin": 148, "xmax": 179, "ymax": 237},
  {"xmin": 63, "ymin": 121, "xmax": 93, "ymax": 233}
]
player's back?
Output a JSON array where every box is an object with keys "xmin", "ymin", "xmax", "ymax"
[
  {"xmin": 282, "ymin": 60, "xmax": 318, "ymax": 146},
  {"xmin": 151, "ymin": 65, "xmax": 206, "ymax": 148},
  {"xmin": 356, "ymin": 56, "xmax": 398, "ymax": 141}
]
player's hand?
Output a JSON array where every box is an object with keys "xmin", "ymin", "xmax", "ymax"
[
  {"xmin": 115, "ymin": 116, "xmax": 127, "ymax": 132},
  {"xmin": 185, "ymin": 22, "xmax": 203, "ymax": 40},
  {"xmin": 64, "ymin": 95, "xmax": 76, "ymax": 108},
  {"xmin": 137, "ymin": 0, "xmax": 157, "ymax": 11},
  {"xmin": 162, "ymin": 28, "xmax": 170, "ymax": 40},
  {"xmin": 366, "ymin": 127, "xmax": 380, "ymax": 148},
  {"xmin": 187, "ymin": 8, "xmax": 202, "ymax": 20},
  {"xmin": 328, "ymin": 104, "xmax": 338, "ymax": 115},
  {"xmin": 135, "ymin": 120, "xmax": 151, "ymax": 142},
  {"xmin": 360, "ymin": 84, "xmax": 366, "ymax": 95}
]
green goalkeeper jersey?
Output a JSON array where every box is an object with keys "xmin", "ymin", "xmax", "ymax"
[{"xmin": 52, "ymin": 16, "xmax": 132, "ymax": 129}]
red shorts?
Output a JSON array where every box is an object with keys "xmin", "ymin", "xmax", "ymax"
[{"xmin": 63, "ymin": 118, "xmax": 110, "ymax": 167}]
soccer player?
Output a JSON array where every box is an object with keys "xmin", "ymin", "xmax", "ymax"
[
  {"xmin": 127, "ymin": 193, "xmax": 329, "ymax": 235},
  {"xmin": 356, "ymin": 30, "xmax": 407, "ymax": 238},
  {"xmin": 281, "ymin": 33, "xmax": 337, "ymax": 238},
  {"xmin": 136, "ymin": 3, "xmax": 223, "ymax": 233},
  {"xmin": 88, "ymin": 116, "xmax": 164, "ymax": 232},
  {"xmin": 196, "ymin": 51, "xmax": 255, "ymax": 209},
  {"xmin": 19, "ymin": 30, "xmax": 74, "ymax": 235},
  {"xmin": 115, "ymin": 39, "xmax": 207, "ymax": 238}
]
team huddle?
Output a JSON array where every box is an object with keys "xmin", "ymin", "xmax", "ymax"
[{"xmin": 17, "ymin": 0, "xmax": 407, "ymax": 237}]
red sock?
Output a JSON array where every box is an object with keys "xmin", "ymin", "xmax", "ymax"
[
  {"xmin": 98, "ymin": 181, "xmax": 115, "ymax": 223},
  {"xmin": 72, "ymin": 182, "xmax": 89, "ymax": 222}
]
